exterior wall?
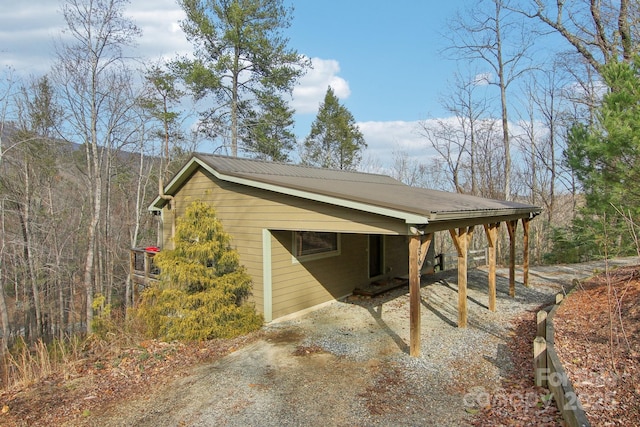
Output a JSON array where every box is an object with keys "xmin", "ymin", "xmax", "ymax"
[
  {"xmin": 159, "ymin": 167, "xmax": 411, "ymax": 320},
  {"xmin": 269, "ymin": 231, "xmax": 368, "ymax": 319},
  {"xmin": 383, "ymin": 235, "xmax": 410, "ymax": 277}
]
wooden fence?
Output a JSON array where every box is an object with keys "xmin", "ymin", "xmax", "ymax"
[{"xmin": 435, "ymin": 249, "xmax": 488, "ymax": 272}]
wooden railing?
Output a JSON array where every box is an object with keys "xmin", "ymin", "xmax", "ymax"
[
  {"xmin": 434, "ymin": 249, "xmax": 488, "ymax": 272},
  {"xmin": 130, "ymin": 247, "xmax": 160, "ymax": 289}
]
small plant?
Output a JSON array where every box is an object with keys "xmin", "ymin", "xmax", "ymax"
[
  {"xmin": 2, "ymin": 338, "xmax": 53, "ymax": 389},
  {"xmin": 91, "ymin": 293, "xmax": 114, "ymax": 339}
]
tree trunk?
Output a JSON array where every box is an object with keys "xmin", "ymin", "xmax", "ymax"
[
  {"xmin": 231, "ymin": 48, "xmax": 240, "ymax": 157},
  {"xmin": 20, "ymin": 161, "xmax": 43, "ymax": 339},
  {"xmin": 495, "ymin": 2, "xmax": 511, "ymax": 201},
  {"xmin": 83, "ymin": 136, "xmax": 102, "ymax": 334},
  {"xmin": 0, "ymin": 199, "xmax": 10, "ymax": 353}
]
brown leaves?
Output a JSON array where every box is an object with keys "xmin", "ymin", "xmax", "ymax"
[
  {"xmin": 0, "ymin": 332, "xmax": 260, "ymax": 426},
  {"xmin": 469, "ymin": 311, "xmax": 563, "ymax": 426},
  {"xmin": 554, "ymin": 265, "xmax": 640, "ymax": 426}
]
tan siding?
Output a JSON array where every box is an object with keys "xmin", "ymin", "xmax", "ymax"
[
  {"xmin": 160, "ymin": 208, "xmax": 174, "ymax": 250},
  {"xmin": 167, "ymin": 167, "xmax": 411, "ymax": 320},
  {"xmin": 384, "ymin": 235, "xmax": 409, "ymax": 277},
  {"xmin": 269, "ymin": 231, "xmax": 368, "ymax": 319}
]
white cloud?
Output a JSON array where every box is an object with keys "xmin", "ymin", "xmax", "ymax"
[
  {"xmin": 127, "ymin": 2, "xmax": 192, "ymax": 60},
  {"xmin": 0, "ymin": 0, "xmax": 191, "ymax": 74},
  {"xmin": 291, "ymin": 57, "xmax": 350, "ymax": 114},
  {"xmin": 357, "ymin": 120, "xmax": 438, "ymax": 167},
  {"xmin": 0, "ymin": 2, "xmax": 62, "ymax": 73},
  {"xmin": 473, "ymin": 72, "xmax": 492, "ymax": 86}
]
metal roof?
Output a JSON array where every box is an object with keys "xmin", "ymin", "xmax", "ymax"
[{"xmin": 150, "ymin": 154, "xmax": 541, "ymax": 225}]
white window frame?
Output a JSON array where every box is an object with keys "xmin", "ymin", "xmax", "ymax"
[{"xmin": 292, "ymin": 231, "xmax": 341, "ymax": 263}]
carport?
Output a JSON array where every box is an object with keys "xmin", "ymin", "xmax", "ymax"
[
  {"xmin": 404, "ymin": 206, "xmax": 537, "ymax": 356},
  {"xmin": 148, "ymin": 154, "xmax": 540, "ymax": 357}
]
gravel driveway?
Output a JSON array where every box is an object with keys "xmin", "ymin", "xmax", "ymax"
[{"xmin": 90, "ymin": 259, "xmax": 637, "ymax": 427}]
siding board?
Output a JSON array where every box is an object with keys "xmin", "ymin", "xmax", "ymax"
[{"xmin": 163, "ymin": 167, "xmax": 411, "ymax": 320}]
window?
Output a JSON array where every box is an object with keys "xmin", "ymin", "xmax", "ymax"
[{"xmin": 293, "ymin": 231, "xmax": 340, "ymax": 261}]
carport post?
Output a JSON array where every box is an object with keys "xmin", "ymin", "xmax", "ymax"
[
  {"xmin": 483, "ymin": 222, "xmax": 500, "ymax": 312},
  {"xmin": 506, "ymin": 220, "xmax": 518, "ymax": 297},
  {"xmin": 449, "ymin": 227, "xmax": 474, "ymax": 328},
  {"xmin": 409, "ymin": 232, "xmax": 433, "ymax": 357},
  {"xmin": 522, "ymin": 218, "xmax": 531, "ymax": 287},
  {"xmin": 409, "ymin": 234, "xmax": 421, "ymax": 357}
]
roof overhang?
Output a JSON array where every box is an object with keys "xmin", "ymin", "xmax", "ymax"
[{"xmin": 149, "ymin": 156, "xmax": 432, "ymax": 225}]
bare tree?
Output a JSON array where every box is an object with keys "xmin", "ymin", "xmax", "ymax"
[
  {"xmin": 0, "ymin": 68, "xmax": 16, "ymax": 350},
  {"xmin": 0, "ymin": 67, "xmax": 17, "ymax": 167},
  {"xmin": 53, "ymin": 0, "xmax": 141, "ymax": 333},
  {"xmin": 417, "ymin": 117, "xmax": 468, "ymax": 193},
  {"xmin": 513, "ymin": 0, "xmax": 639, "ymax": 71},
  {"xmin": 444, "ymin": 0, "xmax": 535, "ymax": 200},
  {"xmin": 516, "ymin": 65, "xmax": 572, "ymax": 222},
  {"xmin": 390, "ymin": 150, "xmax": 431, "ymax": 188},
  {"xmin": 439, "ymin": 70, "xmax": 494, "ymax": 195}
]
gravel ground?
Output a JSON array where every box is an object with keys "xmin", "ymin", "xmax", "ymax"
[{"xmin": 87, "ymin": 260, "xmax": 637, "ymax": 427}]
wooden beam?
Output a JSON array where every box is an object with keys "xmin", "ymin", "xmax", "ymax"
[
  {"xmin": 506, "ymin": 220, "xmax": 518, "ymax": 297},
  {"xmin": 449, "ymin": 227, "xmax": 473, "ymax": 328},
  {"xmin": 409, "ymin": 234, "xmax": 421, "ymax": 357},
  {"xmin": 417, "ymin": 233, "xmax": 433, "ymax": 271},
  {"xmin": 522, "ymin": 218, "xmax": 531, "ymax": 287},
  {"xmin": 130, "ymin": 250, "xmax": 136, "ymax": 306},
  {"xmin": 483, "ymin": 222, "xmax": 500, "ymax": 312}
]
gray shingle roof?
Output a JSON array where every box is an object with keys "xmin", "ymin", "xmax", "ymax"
[{"xmin": 152, "ymin": 154, "xmax": 541, "ymax": 225}]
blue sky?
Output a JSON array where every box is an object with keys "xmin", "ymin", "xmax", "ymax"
[
  {"xmin": 288, "ymin": 1, "xmax": 458, "ymax": 120},
  {"xmin": 0, "ymin": 0, "xmax": 474, "ymax": 167}
]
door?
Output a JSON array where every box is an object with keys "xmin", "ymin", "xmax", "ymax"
[{"xmin": 369, "ymin": 235, "xmax": 383, "ymax": 278}]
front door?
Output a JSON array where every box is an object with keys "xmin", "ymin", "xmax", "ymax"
[{"xmin": 369, "ymin": 235, "xmax": 383, "ymax": 278}]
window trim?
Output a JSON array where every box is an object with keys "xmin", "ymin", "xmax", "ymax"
[{"xmin": 292, "ymin": 231, "xmax": 341, "ymax": 263}]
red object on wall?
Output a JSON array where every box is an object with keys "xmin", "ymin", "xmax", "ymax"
[{"xmin": 145, "ymin": 246, "xmax": 160, "ymax": 253}]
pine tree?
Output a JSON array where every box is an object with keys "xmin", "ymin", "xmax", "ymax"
[
  {"xmin": 137, "ymin": 200, "xmax": 262, "ymax": 340},
  {"xmin": 176, "ymin": 0, "xmax": 308, "ymax": 157},
  {"xmin": 242, "ymin": 92, "xmax": 296, "ymax": 162},
  {"xmin": 564, "ymin": 55, "xmax": 640, "ymax": 257},
  {"xmin": 302, "ymin": 86, "xmax": 367, "ymax": 170}
]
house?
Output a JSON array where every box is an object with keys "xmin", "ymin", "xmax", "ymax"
[{"xmin": 148, "ymin": 154, "xmax": 540, "ymax": 356}]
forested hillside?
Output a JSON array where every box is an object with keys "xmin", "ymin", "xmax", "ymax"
[{"xmin": 0, "ymin": 122, "xmax": 165, "ymax": 345}]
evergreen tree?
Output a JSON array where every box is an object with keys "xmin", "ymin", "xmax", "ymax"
[
  {"xmin": 242, "ymin": 91, "xmax": 296, "ymax": 162},
  {"xmin": 137, "ymin": 200, "xmax": 262, "ymax": 340},
  {"xmin": 139, "ymin": 64, "xmax": 185, "ymax": 176},
  {"xmin": 176, "ymin": 0, "xmax": 308, "ymax": 157},
  {"xmin": 302, "ymin": 86, "xmax": 367, "ymax": 170},
  {"xmin": 563, "ymin": 55, "xmax": 640, "ymax": 257}
]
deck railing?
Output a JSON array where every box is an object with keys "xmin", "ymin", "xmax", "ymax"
[{"xmin": 130, "ymin": 247, "xmax": 160, "ymax": 289}]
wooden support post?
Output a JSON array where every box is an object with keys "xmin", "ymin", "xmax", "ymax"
[
  {"xmin": 536, "ymin": 310, "xmax": 547, "ymax": 338},
  {"xmin": 417, "ymin": 233, "xmax": 433, "ymax": 271},
  {"xmin": 506, "ymin": 220, "xmax": 518, "ymax": 297},
  {"xmin": 144, "ymin": 251, "xmax": 151, "ymax": 284},
  {"xmin": 522, "ymin": 218, "xmax": 531, "ymax": 287},
  {"xmin": 409, "ymin": 234, "xmax": 421, "ymax": 357},
  {"xmin": 130, "ymin": 250, "xmax": 135, "ymax": 278},
  {"xmin": 449, "ymin": 227, "xmax": 473, "ymax": 328},
  {"xmin": 534, "ymin": 336, "xmax": 548, "ymax": 387},
  {"xmin": 130, "ymin": 250, "xmax": 136, "ymax": 306},
  {"xmin": 483, "ymin": 223, "xmax": 499, "ymax": 312}
]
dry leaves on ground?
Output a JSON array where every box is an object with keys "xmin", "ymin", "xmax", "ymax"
[
  {"xmin": 554, "ymin": 265, "xmax": 640, "ymax": 426},
  {"xmin": 469, "ymin": 309, "xmax": 563, "ymax": 426},
  {"xmin": 0, "ymin": 332, "xmax": 260, "ymax": 426}
]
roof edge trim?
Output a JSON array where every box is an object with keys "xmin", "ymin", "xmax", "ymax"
[{"xmin": 149, "ymin": 157, "xmax": 431, "ymax": 224}]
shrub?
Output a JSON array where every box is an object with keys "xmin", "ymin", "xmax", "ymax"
[{"xmin": 136, "ymin": 200, "xmax": 263, "ymax": 340}]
